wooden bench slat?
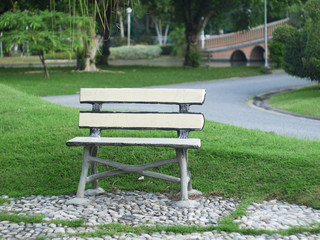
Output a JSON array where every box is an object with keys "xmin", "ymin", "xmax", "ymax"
[
  {"xmin": 80, "ymin": 88, "xmax": 206, "ymax": 105},
  {"xmin": 79, "ymin": 112, "xmax": 205, "ymax": 130},
  {"xmin": 66, "ymin": 137, "xmax": 201, "ymax": 149}
]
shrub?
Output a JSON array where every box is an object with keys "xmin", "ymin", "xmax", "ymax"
[
  {"xmin": 111, "ymin": 36, "xmax": 128, "ymax": 47},
  {"xmin": 269, "ymin": 40, "xmax": 284, "ymax": 67},
  {"xmin": 272, "ymin": 24, "xmax": 299, "ymax": 43},
  {"xmin": 270, "ymin": 24, "xmax": 308, "ymax": 77},
  {"xmin": 160, "ymin": 45, "xmax": 172, "ymax": 55},
  {"xmin": 282, "ymin": 27, "xmax": 308, "ymax": 79},
  {"xmin": 270, "ymin": 24, "xmax": 302, "ymax": 68},
  {"xmin": 109, "ymin": 45, "xmax": 162, "ymax": 60},
  {"xmin": 301, "ymin": 0, "xmax": 320, "ymax": 82},
  {"xmin": 168, "ymin": 26, "xmax": 186, "ymax": 56},
  {"xmin": 278, "ymin": 0, "xmax": 320, "ymax": 83},
  {"xmin": 184, "ymin": 45, "xmax": 201, "ymax": 68},
  {"xmin": 45, "ymin": 51, "xmax": 77, "ymax": 60}
]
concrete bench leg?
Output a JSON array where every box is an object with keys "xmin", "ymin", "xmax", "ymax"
[
  {"xmin": 186, "ymin": 151, "xmax": 203, "ymax": 196},
  {"xmin": 174, "ymin": 148, "xmax": 200, "ymax": 208},
  {"xmin": 76, "ymin": 146, "xmax": 90, "ymax": 198},
  {"xmin": 90, "ymin": 146, "xmax": 99, "ymax": 189},
  {"xmin": 84, "ymin": 146, "xmax": 105, "ymax": 196},
  {"xmin": 66, "ymin": 147, "xmax": 91, "ymax": 205}
]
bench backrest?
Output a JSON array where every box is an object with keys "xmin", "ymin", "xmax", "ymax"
[{"xmin": 79, "ymin": 88, "xmax": 206, "ymax": 138}]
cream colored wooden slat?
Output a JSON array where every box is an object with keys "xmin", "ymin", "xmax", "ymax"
[
  {"xmin": 79, "ymin": 112, "xmax": 204, "ymax": 130},
  {"xmin": 66, "ymin": 137, "xmax": 201, "ymax": 149},
  {"xmin": 80, "ymin": 88, "xmax": 205, "ymax": 104}
]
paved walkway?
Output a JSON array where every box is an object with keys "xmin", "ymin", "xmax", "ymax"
[{"xmin": 43, "ymin": 71, "xmax": 319, "ymax": 141}]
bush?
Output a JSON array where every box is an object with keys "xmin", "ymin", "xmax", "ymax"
[
  {"xmin": 269, "ymin": 24, "xmax": 308, "ymax": 78},
  {"xmin": 269, "ymin": 41, "xmax": 284, "ymax": 67},
  {"xmin": 160, "ymin": 45, "xmax": 172, "ymax": 55},
  {"xmin": 278, "ymin": 0, "xmax": 320, "ymax": 82},
  {"xmin": 45, "ymin": 51, "xmax": 77, "ymax": 60},
  {"xmin": 273, "ymin": 24, "xmax": 299, "ymax": 43},
  {"xmin": 137, "ymin": 34, "xmax": 154, "ymax": 45},
  {"xmin": 270, "ymin": 24, "xmax": 300, "ymax": 68},
  {"xmin": 168, "ymin": 27, "xmax": 186, "ymax": 56},
  {"xmin": 282, "ymin": 27, "xmax": 308, "ymax": 79},
  {"xmin": 109, "ymin": 45, "xmax": 162, "ymax": 60},
  {"xmin": 111, "ymin": 37, "xmax": 128, "ymax": 47},
  {"xmin": 301, "ymin": 0, "xmax": 320, "ymax": 82},
  {"xmin": 184, "ymin": 45, "xmax": 201, "ymax": 68}
]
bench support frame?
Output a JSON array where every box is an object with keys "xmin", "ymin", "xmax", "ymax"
[
  {"xmin": 67, "ymin": 90, "xmax": 204, "ymax": 208},
  {"xmin": 75, "ymin": 145, "xmax": 196, "ymax": 204}
]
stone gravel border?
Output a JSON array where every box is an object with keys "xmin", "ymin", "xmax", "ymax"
[{"xmin": 1, "ymin": 191, "xmax": 320, "ymax": 239}]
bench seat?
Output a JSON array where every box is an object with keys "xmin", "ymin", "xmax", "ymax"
[{"xmin": 67, "ymin": 137, "xmax": 201, "ymax": 149}]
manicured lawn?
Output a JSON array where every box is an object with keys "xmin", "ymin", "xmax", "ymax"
[
  {"xmin": 0, "ymin": 56, "xmax": 41, "ymax": 63},
  {"xmin": 1, "ymin": 82, "xmax": 320, "ymax": 209},
  {"xmin": 269, "ymin": 85, "xmax": 320, "ymax": 117},
  {"xmin": 0, "ymin": 65, "xmax": 263, "ymax": 96}
]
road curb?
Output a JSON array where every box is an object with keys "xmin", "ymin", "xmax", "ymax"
[{"xmin": 249, "ymin": 84, "xmax": 320, "ymax": 121}]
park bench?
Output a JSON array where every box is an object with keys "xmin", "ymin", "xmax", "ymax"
[{"xmin": 66, "ymin": 88, "xmax": 205, "ymax": 208}]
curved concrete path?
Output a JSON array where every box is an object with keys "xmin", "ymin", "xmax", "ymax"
[{"xmin": 42, "ymin": 71, "xmax": 320, "ymax": 141}]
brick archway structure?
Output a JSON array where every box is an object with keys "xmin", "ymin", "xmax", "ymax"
[
  {"xmin": 231, "ymin": 50, "xmax": 247, "ymax": 61},
  {"xmin": 204, "ymin": 19, "xmax": 289, "ymax": 62}
]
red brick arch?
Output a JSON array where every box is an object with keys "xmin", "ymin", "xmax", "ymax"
[
  {"xmin": 204, "ymin": 18, "xmax": 289, "ymax": 62},
  {"xmin": 209, "ymin": 42, "xmax": 266, "ymax": 62}
]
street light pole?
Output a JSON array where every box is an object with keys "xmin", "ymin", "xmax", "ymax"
[
  {"xmin": 126, "ymin": 7, "xmax": 132, "ymax": 46},
  {"xmin": 264, "ymin": 0, "xmax": 269, "ymax": 69},
  {"xmin": 0, "ymin": 32, "xmax": 3, "ymax": 57}
]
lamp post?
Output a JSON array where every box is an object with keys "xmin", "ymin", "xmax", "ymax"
[
  {"xmin": 264, "ymin": 0, "xmax": 269, "ymax": 69},
  {"xmin": 201, "ymin": 17, "xmax": 205, "ymax": 50},
  {"xmin": 0, "ymin": 32, "xmax": 3, "ymax": 57},
  {"xmin": 26, "ymin": 26, "xmax": 29, "ymax": 57},
  {"xmin": 126, "ymin": 7, "xmax": 132, "ymax": 46}
]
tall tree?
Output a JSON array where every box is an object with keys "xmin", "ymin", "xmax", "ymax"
[
  {"xmin": 75, "ymin": 0, "xmax": 122, "ymax": 70},
  {"xmin": 0, "ymin": 10, "xmax": 89, "ymax": 78},
  {"xmin": 270, "ymin": 0, "xmax": 320, "ymax": 82},
  {"xmin": 174, "ymin": 0, "xmax": 236, "ymax": 67},
  {"xmin": 140, "ymin": 0, "xmax": 173, "ymax": 45},
  {"xmin": 301, "ymin": 0, "xmax": 320, "ymax": 81}
]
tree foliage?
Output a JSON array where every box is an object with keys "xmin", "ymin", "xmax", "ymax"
[
  {"xmin": 139, "ymin": 0, "xmax": 173, "ymax": 45},
  {"xmin": 270, "ymin": 24, "xmax": 300, "ymax": 68},
  {"xmin": 173, "ymin": 0, "xmax": 237, "ymax": 67},
  {"xmin": 301, "ymin": 0, "xmax": 320, "ymax": 81},
  {"xmin": 0, "ymin": 10, "xmax": 90, "ymax": 78},
  {"xmin": 271, "ymin": 0, "xmax": 320, "ymax": 82}
]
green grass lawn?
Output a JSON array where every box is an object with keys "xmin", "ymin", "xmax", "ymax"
[
  {"xmin": 1, "ymin": 80, "xmax": 320, "ymax": 209},
  {"xmin": 0, "ymin": 56, "xmax": 41, "ymax": 63},
  {"xmin": 0, "ymin": 65, "xmax": 263, "ymax": 96},
  {"xmin": 269, "ymin": 85, "xmax": 320, "ymax": 117}
]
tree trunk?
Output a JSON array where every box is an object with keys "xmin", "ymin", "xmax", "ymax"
[
  {"xmin": 180, "ymin": 0, "xmax": 212, "ymax": 68},
  {"xmin": 153, "ymin": 16, "xmax": 163, "ymax": 45},
  {"xmin": 98, "ymin": 2, "xmax": 112, "ymax": 66},
  {"xmin": 117, "ymin": 9, "xmax": 124, "ymax": 39},
  {"xmin": 119, "ymin": 13, "xmax": 124, "ymax": 39},
  {"xmin": 39, "ymin": 51, "xmax": 49, "ymax": 79},
  {"xmin": 84, "ymin": 33, "xmax": 100, "ymax": 72},
  {"xmin": 98, "ymin": 32, "xmax": 111, "ymax": 65},
  {"xmin": 184, "ymin": 25, "xmax": 202, "ymax": 67},
  {"xmin": 163, "ymin": 20, "xmax": 170, "ymax": 45}
]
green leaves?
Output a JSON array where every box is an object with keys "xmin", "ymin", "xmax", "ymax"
[
  {"xmin": 273, "ymin": 0, "xmax": 320, "ymax": 82},
  {"xmin": 0, "ymin": 10, "xmax": 92, "ymax": 54}
]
